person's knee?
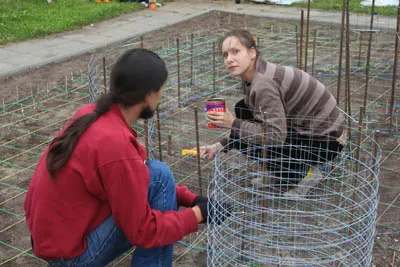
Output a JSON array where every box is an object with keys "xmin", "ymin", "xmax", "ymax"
[{"xmin": 147, "ymin": 160, "xmax": 176, "ymax": 187}]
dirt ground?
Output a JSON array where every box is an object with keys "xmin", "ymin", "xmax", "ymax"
[{"xmin": 1, "ymin": 9, "xmax": 399, "ymax": 267}]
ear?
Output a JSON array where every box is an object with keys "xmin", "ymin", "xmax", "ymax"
[
  {"xmin": 249, "ymin": 47, "xmax": 257, "ymax": 60},
  {"xmin": 144, "ymin": 92, "xmax": 154, "ymax": 103}
]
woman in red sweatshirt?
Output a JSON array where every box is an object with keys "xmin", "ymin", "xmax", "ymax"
[{"xmin": 24, "ymin": 48, "xmax": 220, "ymax": 267}]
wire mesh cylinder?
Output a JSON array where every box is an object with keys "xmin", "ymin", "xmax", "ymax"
[{"xmin": 207, "ymin": 127, "xmax": 380, "ymax": 266}]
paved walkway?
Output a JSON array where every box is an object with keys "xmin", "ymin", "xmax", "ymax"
[{"xmin": 0, "ymin": 0, "xmax": 397, "ymax": 79}]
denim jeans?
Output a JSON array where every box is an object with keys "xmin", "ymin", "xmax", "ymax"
[{"xmin": 47, "ymin": 160, "xmax": 178, "ymax": 267}]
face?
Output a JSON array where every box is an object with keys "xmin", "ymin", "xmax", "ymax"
[
  {"xmin": 139, "ymin": 90, "xmax": 162, "ymax": 120},
  {"xmin": 221, "ymin": 36, "xmax": 256, "ymax": 77}
]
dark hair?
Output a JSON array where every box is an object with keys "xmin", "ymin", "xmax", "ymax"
[
  {"xmin": 46, "ymin": 48, "xmax": 168, "ymax": 179},
  {"xmin": 218, "ymin": 29, "xmax": 259, "ymax": 56}
]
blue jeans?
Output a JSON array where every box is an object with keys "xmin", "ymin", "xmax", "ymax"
[{"xmin": 47, "ymin": 160, "xmax": 177, "ymax": 267}]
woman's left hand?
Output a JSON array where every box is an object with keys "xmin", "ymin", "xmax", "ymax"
[{"xmin": 207, "ymin": 110, "xmax": 236, "ymax": 128}]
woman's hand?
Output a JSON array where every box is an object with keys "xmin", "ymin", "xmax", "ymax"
[
  {"xmin": 207, "ymin": 110, "xmax": 235, "ymax": 128},
  {"xmin": 199, "ymin": 142, "xmax": 223, "ymax": 160}
]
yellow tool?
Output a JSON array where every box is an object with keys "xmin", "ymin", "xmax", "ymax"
[{"xmin": 181, "ymin": 149, "xmax": 198, "ymax": 157}]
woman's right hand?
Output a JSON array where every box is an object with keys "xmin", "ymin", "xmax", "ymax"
[{"xmin": 199, "ymin": 142, "xmax": 223, "ymax": 160}]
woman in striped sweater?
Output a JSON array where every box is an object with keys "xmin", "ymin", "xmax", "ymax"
[{"xmin": 200, "ymin": 29, "xmax": 346, "ymax": 197}]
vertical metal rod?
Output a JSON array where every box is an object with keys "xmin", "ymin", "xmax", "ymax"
[
  {"xmin": 145, "ymin": 120, "xmax": 149, "ymax": 161},
  {"xmin": 103, "ymin": 57, "xmax": 107, "ymax": 94},
  {"xmin": 345, "ymin": 0, "xmax": 352, "ymax": 136},
  {"xmin": 167, "ymin": 135, "xmax": 172, "ymax": 156},
  {"xmin": 190, "ymin": 33, "xmax": 194, "ymax": 87},
  {"xmin": 65, "ymin": 75, "xmax": 68, "ymax": 92},
  {"xmin": 213, "ymin": 42, "xmax": 216, "ymax": 94},
  {"xmin": 304, "ymin": 0, "xmax": 311, "ymax": 72},
  {"xmin": 261, "ymin": 117, "xmax": 268, "ymax": 223},
  {"xmin": 311, "ymin": 29, "xmax": 317, "ymax": 76},
  {"xmin": 194, "ymin": 107, "xmax": 203, "ymax": 195},
  {"xmin": 299, "ymin": 10, "xmax": 304, "ymax": 70},
  {"xmin": 390, "ymin": 2, "xmax": 400, "ymax": 126},
  {"xmin": 140, "ymin": 36, "xmax": 144, "ymax": 48},
  {"xmin": 156, "ymin": 106, "xmax": 163, "ymax": 162},
  {"xmin": 358, "ymin": 32, "xmax": 363, "ymax": 66},
  {"xmin": 337, "ymin": 0, "xmax": 346, "ymax": 103},
  {"xmin": 177, "ymin": 38, "xmax": 181, "ymax": 108},
  {"xmin": 295, "ymin": 25, "xmax": 299, "ymax": 67},
  {"xmin": 363, "ymin": 0, "xmax": 376, "ymax": 109},
  {"xmin": 355, "ymin": 107, "xmax": 364, "ymax": 173},
  {"xmin": 372, "ymin": 130, "xmax": 379, "ymax": 174},
  {"xmin": 349, "ymin": 106, "xmax": 364, "ymax": 235}
]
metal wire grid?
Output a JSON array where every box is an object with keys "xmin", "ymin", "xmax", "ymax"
[
  {"xmin": 207, "ymin": 120, "xmax": 381, "ymax": 267},
  {"xmin": 82, "ymin": 11, "xmax": 396, "ymax": 266}
]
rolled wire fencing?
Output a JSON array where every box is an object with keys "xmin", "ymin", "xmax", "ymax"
[{"xmin": 207, "ymin": 114, "xmax": 381, "ymax": 266}]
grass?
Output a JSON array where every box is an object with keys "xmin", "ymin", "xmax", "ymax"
[
  {"xmin": 0, "ymin": 0, "xmax": 144, "ymax": 45},
  {"xmin": 0, "ymin": 0, "xmax": 397, "ymax": 45},
  {"xmin": 291, "ymin": 0, "xmax": 398, "ymax": 17}
]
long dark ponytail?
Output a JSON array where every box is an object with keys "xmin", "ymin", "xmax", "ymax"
[{"xmin": 46, "ymin": 48, "xmax": 168, "ymax": 179}]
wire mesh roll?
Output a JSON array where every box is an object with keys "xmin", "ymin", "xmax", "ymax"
[{"xmin": 207, "ymin": 121, "xmax": 381, "ymax": 267}]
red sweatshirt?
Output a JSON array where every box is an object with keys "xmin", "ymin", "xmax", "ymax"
[{"xmin": 24, "ymin": 104, "xmax": 199, "ymax": 261}]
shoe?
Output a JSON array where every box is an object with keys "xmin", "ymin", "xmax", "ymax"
[{"xmin": 283, "ymin": 166, "xmax": 324, "ymax": 200}]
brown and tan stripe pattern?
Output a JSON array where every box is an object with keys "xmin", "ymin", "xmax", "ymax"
[{"xmin": 232, "ymin": 57, "xmax": 344, "ymax": 145}]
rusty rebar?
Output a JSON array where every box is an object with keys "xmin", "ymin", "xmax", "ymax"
[
  {"xmin": 362, "ymin": 0, "xmax": 376, "ymax": 110},
  {"xmin": 304, "ymin": 0, "xmax": 311, "ymax": 72},
  {"xmin": 140, "ymin": 36, "xmax": 144, "ymax": 48},
  {"xmin": 102, "ymin": 57, "xmax": 107, "ymax": 94},
  {"xmin": 336, "ymin": 0, "xmax": 346, "ymax": 104},
  {"xmin": 299, "ymin": 10, "xmax": 304, "ymax": 69},
  {"xmin": 190, "ymin": 33, "xmax": 194, "ymax": 87},
  {"xmin": 295, "ymin": 25, "xmax": 299, "ymax": 67},
  {"xmin": 145, "ymin": 120, "xmax": 149, "ymax": 160},
  {"xmin": 213, "ymin": 41, "xmax": 216, "ymax": 94},
  {"xmin": 390, "ymin": 2, "xmax": 400, "ymax": 126},
  {"xmin": 312, "ymin": 29, "xmax": 317, "ymax": 76},
  {"xmin": 345, "ymin": 0, "xmax": 352, "ymax": 132},
  {"xmin": 156, "ymin": 106, "xmax": 163, "ymax": 162},
  {"xmin": 194, "ymin": 107, "xmax": 203, "ymax": 195},
  {"xmin": 358, "ymin": 32, "xmax": 363, "ymax": 66},
  {"xmin": 167, "ymin": 134, "xmax": 172, "ymax": 156},
  {"xmin": 372, "ymin": 130, "xmax": 379, "ymax": 174},
  {"xmin": 349, "ymin": 106, "xmax": 364, "ymax": 235},
  {"xmin": 262, "ymin": 117, "xmax": 268, "ymax": 223},
  {"xmin": 177, "ymin": 38, "xmax": 181, "ymax": 108}
]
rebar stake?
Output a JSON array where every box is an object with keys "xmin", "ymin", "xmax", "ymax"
[
  {"xmin": 390, "ymin": 2, "xmax": 400, "ymax": 126},
  {"xmin": 156, "ymin": 106, "xmax": 163, "ymax": 162},
  {"xmin": 304, "ymin": 0, "xmax": 311, "ymax": 72},
  {"xmin": 194, "ymin": 107, "xmax": 203, "ymax": 196},
  {"xmin": 299, "ymin": 10, "xmax": 304, "ymax": 70},
  {"xmin": 337, "ymin": 0, "xmax": 346, "ymax": 103},
  {"xmin": 177, "ymin": 38, "xmax": 181, "ymax": 108},
  {"xmin": 103, "ymin": 57, "xmax": 107, "ymax": 94}
]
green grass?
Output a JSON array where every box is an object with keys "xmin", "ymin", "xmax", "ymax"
[
  {"xmin": 0, "ymin": 0, "xmax": 144, "ymax": 45},
  {"xmin": 291, "ymin": 0, "xmax": 398, "ymax": 17}
]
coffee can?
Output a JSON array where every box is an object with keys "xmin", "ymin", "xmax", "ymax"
[{"xmin": 205, "ymin": 98, "xmax": 226, "ymax": 129}]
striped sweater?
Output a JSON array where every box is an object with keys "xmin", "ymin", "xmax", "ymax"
[{"xmin": 224, "ymin": 57, "xmax": 345, "ymax": 146}]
